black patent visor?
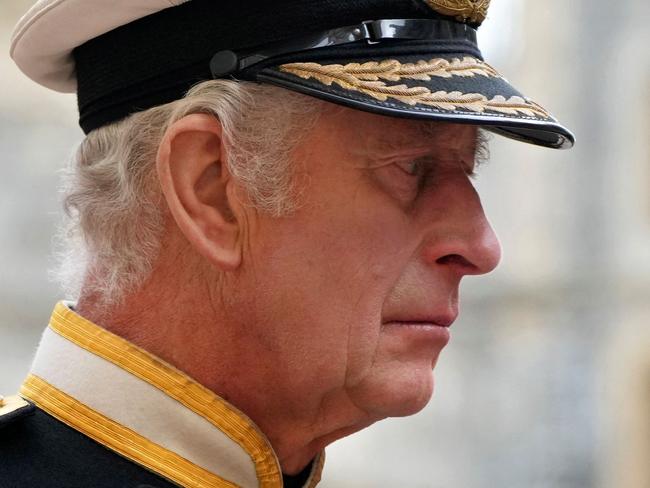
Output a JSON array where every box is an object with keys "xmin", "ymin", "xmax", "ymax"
[{"xmin": 209, "ymin": 18, "xmax": 479, "ymax": 78}]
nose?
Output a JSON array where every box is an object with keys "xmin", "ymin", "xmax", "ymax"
[{"xmin": 419, "ymin": 179, "xmax": 501, "ymax": 277}]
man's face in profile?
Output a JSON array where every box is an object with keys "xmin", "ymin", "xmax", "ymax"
[{"xmin": 218, "ymin": 105, "xmax": 501, "ymax": 434}]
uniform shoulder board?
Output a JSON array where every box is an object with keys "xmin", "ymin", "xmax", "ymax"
[{"xmin": 0, "ymin": 395, "xmax": 35, "ymax": 428}]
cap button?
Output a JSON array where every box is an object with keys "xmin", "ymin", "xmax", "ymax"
[{"xmin": 210, "ymin": 50, "xmax": 240, "ymax": 78}]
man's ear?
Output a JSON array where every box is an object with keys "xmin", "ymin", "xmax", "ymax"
[{"xmin": 156, "ymin": 113, "xmax": 242, "ymax": 271}]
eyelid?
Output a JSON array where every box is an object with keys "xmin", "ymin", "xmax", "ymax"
[
  {"xmin": 398, "ymin": 156, "xmax": 482, "ymax": 183},
  {"xmin": 395, "ymin": 159, "xmax": 425, "ymax": 177},
  {"xmin": 390, "ymin": 148, "xmax": 483, "ymax": 179}
]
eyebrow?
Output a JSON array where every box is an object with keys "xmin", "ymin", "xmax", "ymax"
[
  {"xmin": 361, "ymin": 125, "xmax": 487, "ymax": 164},
  {"xmin": 367, "ymin": 122, "xmax": 447, "ymax": 155}
]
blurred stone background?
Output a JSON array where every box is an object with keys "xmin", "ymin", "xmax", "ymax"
[{"xmin": 1, "ymin": 1, "xmax": 649, "ymax": 487}]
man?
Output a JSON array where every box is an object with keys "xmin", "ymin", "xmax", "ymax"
[{"xmin": 0, "ymin": 0, "xmax": 573, "ymax": 487}]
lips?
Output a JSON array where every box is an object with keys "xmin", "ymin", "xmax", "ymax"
[{"xmin": 382, "ymin": 314, "xmax": 457, "ymax": 328}]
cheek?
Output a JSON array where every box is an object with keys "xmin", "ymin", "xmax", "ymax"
[
  {"xmin": 251, "ymin": 193, "xmax": 415, "ymax": 374},
  {"xmin": 238, "ymin": 163, "xmax": 425, "ymax": 399},
  {"xmin": 298, "ymin": 195, "xmax": 419, "ymax": 381}
]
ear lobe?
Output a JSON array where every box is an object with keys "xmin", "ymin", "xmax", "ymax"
[{"xmin": 156, "ymin": 113, "xmax": 242, "ymax": 271}]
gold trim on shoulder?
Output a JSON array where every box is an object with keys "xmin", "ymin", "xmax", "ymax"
[
  {"xmin": 45, "ymin": 302, "xmax": 285, "ymax": 488},
  {"xmin": 424, "ymin": 0, "xmax": 491, "ymax": 25},
  {"xmin": 21, "ymin": 374, "xmax": 238, "ymax": 488},
  {"xmin": 280, "ymin": 58, "xmax": 550, "ymax": 119}
]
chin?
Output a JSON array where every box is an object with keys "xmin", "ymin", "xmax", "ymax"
[
  {"xmin": 351, "ymin": 366, "xmax": 435, "ymax": 419},
  {"xmin": 389, "ymin": 370, "xmax": 435, "ymax": 417}
]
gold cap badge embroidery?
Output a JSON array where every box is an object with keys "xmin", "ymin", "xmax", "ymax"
[{"xmin": 423, "ymin": 0, "xmax": 491, "ymax": 25}]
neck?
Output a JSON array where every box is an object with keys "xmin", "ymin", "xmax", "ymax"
[
  {"xmin": 76, "ymin": 241, "xmax": 379, "ymax": 474},
  {"xmin": 75, "ymin": 274, "xmax": 374, "ymax": 475}
]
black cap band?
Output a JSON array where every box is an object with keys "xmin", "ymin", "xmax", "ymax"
[{"xmin": 73, "ymin": 0, "xmax": 459, "ymax": 133}]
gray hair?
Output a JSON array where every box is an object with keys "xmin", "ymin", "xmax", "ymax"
[{"xmin": 55, "ymin": 80, "xmax": 323, "ymax": 306}]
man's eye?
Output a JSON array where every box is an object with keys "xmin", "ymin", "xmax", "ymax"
[{"xmin": 397, "ymin": 160, "xmax": 424, "ymax": 177}]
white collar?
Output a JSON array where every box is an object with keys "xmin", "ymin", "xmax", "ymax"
[{"xmin": 21, "ymin": 301, "xmax": 324, "ymax": 488}]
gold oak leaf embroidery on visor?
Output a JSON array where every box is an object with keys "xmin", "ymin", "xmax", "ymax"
[
  {"xmin": 283, "ymin": 57, "xmax": 500, "ymax": 82},
  {"xmin": 424, "ymin": 0, "xmax": 491, "ymax": 24},
  {"xmin": 279, "ymin": 58, "xmax": 551, "ymax": 119}
]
